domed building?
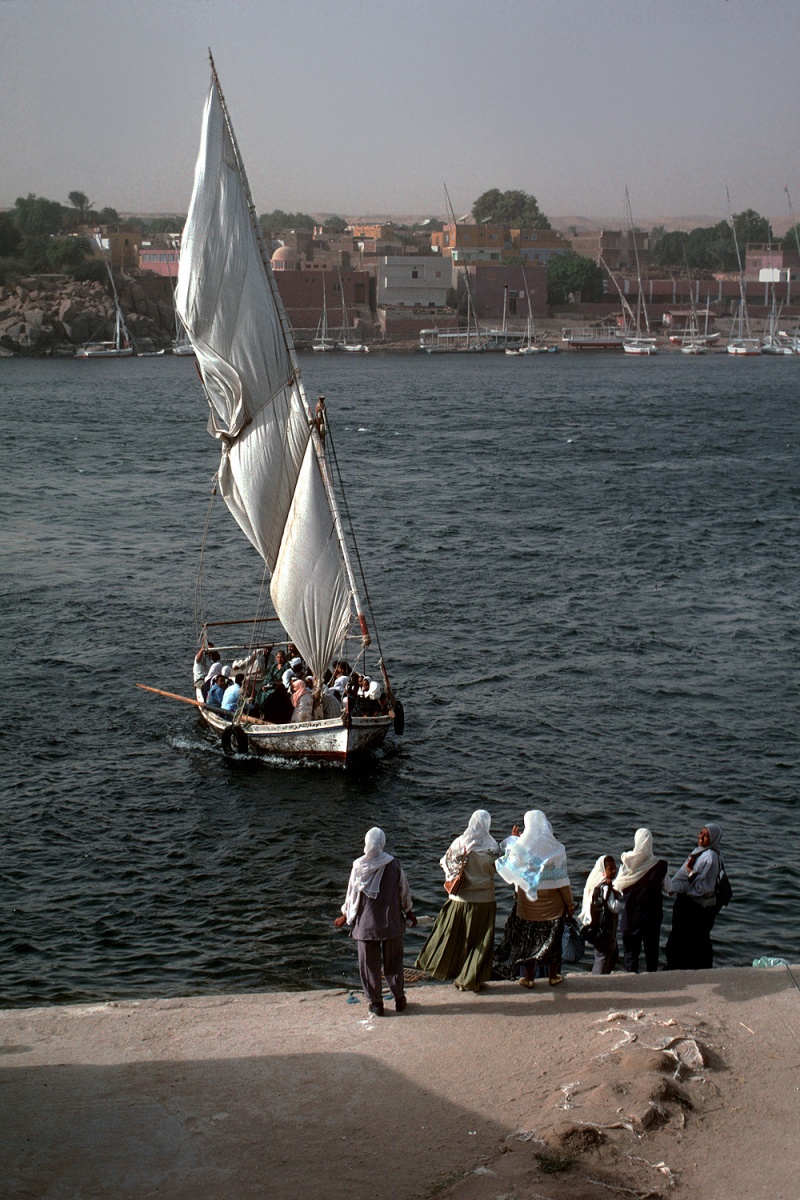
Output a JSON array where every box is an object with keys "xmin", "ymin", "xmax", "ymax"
[{"xmin": 271, "ymin": 245, "xmax": 300, "ymax": 271}]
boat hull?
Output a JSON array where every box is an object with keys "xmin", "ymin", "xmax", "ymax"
[
  {"xmin": 196, "ymin": 689, "xmax": 393, "ymax": 763},
  {"xmin": 75, "ymin": 344, "xmax": 133, "ymax": 358}
]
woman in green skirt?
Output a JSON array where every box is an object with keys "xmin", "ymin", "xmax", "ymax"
[{"xmin": 415, "ymin": 810, "xmax": 500, "ymax": 993}]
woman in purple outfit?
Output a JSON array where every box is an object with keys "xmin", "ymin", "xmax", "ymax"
[{"xmin": 335, "ymin": 827, "xmax": 417, "ymax": 1016}]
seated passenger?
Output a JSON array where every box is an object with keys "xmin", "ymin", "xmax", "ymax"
[
  {"xmin": 283, "ymin": 655, "xmax": 304, "ymax": 691},
  {"xmin": 342, "ymin": 671, "xmax": 364, "ymax": 717},
  {"xmin": 320, "ymin": 685, "xmax": 342, "ymax": 719},
  {"xmin": 259, "ymin": 681, "xmax": 294, "ymax": 723},
  {"xmin": 360, "ymin": 679, "xmax": 382, "ymax": 716},
  {"xmin": 290, "ymin": 678, "xmax": 314, "ymax": 722},
  {"xmin": 232, "ymin": 644, "xmax": 272, "ymax": 677},
  {"xmin": 207, "ymin": 666, "xmax": 232, "ymax": 709},
  {"xmin": 221, "ymin": 672, "xmax": 245, "ymax": 713},
  {"xmin": 251, "ymin": 650, "xmax": 287, "ymax": 711}
]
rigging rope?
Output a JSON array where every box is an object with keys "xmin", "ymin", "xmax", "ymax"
[
  {"xmin": 324, "ymin": 418, "xmax": 385, "ymax": 666},
  {"xmin": 194, "ymin": 475, "xmax": 219, "ymax": 641}
]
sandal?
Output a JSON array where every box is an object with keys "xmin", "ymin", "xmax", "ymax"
[
  {"xmin": 519, "ymin": 978, "xmax": 535, "ymax": 989},
  {"xmin": 549, "ymin": 974, "xmax": 564, "ymax": 987}
]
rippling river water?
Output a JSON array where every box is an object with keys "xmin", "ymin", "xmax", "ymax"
[{"xmin": 1, "ymin": 351, "xmax": 798, "ymax": 1006}]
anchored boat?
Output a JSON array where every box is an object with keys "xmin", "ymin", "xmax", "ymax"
[{"xmin": 140, "ymin": 58, "xmax": 401, "ymax": 764}]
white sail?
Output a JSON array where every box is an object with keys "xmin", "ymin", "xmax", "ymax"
[{"xmin": 176, "ymin": 78, "xmax": 354, "ymax": 681}]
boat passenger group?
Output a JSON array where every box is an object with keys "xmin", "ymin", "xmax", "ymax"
[
  {"xmin": 193, "ymin": 642, "xmax": 387, "ymax": 724},
  {"xmin": 334, "ymin": 810, "xmax": 731, "ymax": 1016}
]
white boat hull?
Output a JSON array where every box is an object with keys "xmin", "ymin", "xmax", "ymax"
[
  {"xmin": 196, "ymin": 688, "xmax": 393, "ymax": 763},
  {"xmin": 75, "ymin": 344, "xmax": 134, "ymax": 358}
]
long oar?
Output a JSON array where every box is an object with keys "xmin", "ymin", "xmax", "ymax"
[{"xmin": 135, "ymin": 683, "xmax": 260, "ymax": 724}]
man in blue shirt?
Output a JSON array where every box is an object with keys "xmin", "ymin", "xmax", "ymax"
[{"xmin": 221, "ymin": 672, "xmax": 244, "ymax": 713}]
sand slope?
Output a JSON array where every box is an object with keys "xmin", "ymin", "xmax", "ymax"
[{"xmin": 1, "ymin": 966, "xmax": 798, "ymax": 1200}]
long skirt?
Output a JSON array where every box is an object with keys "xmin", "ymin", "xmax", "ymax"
[
  {"xmin": 493, "ymin": 906, "xmax": 564, "ymax": 980},
  {"xmin": 664, "ymin": 894, "xmax": 716, "ymax": 970},
  {"xmin": 415, "ymin": 899, "xmax": 496, "ymax": 992}
]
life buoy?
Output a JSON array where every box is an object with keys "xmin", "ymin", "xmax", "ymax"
[
  {"xmin": 221, "ymin": 724, "xmax": 249, "ymax": 755},
  {"xmin": 393, "ymin": 700, "xmax": 405, "ymax": 736}
]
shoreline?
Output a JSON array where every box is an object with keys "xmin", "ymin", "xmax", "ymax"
[{"xmin": 3, "ymin": 965, "xmax": 798, "ymax": 1199}]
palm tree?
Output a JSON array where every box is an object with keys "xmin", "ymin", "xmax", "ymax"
[{"xmin": 68, "ymin": 191, "xmax": 92, "ymax": 226}]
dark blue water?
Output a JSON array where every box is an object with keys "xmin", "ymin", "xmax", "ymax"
[{"xmin": 1, "ymin": 352, "xmax": 798, "ymax": 1006}]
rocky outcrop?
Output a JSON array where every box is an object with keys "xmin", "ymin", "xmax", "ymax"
[{"xmin": 0, "ymin": 271, "xmax": 176, "ymax": 355}]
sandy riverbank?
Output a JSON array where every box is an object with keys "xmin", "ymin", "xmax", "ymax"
[{"xmin": 2, "ymin": 966, "xmax": 798, "ymax": 1200}]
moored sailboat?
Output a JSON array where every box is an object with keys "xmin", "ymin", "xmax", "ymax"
[
  {"xmin": 726, "ymin": 190, "xmax": 761, "ymax": 356},
  {"xmin": 140, "ymin": 58, "xmax": 400, "ymax": 763},
  {"xmin": 312, "ymin": 276, "xmax": 336, "ymax": 351},
  {"xmin": 74, "ymin": 235, "xmax": 133, "ymax": 358},
  {"xmin": 621, "ymin": 189, "xmax": 657, "ymax": 355},
  {"xmin": 336, "ymin": 267, "xmax": 369, "ymax": 352}
]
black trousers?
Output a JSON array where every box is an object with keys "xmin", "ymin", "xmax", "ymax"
[{"xmin": 356, "ymin": 936, "xmax": 405, "ymax": 1005}]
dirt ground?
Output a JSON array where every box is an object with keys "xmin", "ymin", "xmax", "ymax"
[{"xmin": 1, "ymin": 966, "xmax": 798, "ymax": 1200}]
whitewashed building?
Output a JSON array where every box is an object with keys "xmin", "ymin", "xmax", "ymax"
[{"xmin": 377, "ymin": 257, "xmax": 453, "ymax": 308}]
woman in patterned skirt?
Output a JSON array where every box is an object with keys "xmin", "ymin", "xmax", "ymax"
[{"xmin": 493, "ymin": 809, "xmax": 575, "ymax": 988}]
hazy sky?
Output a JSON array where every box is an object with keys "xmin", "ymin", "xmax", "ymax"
[{"xmin": 2, "ymin": 0, "xmax": 799, "ymax": 226}]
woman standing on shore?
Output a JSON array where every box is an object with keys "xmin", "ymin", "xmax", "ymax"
[
  {"xmin": 415, "ymin": 810, "xmax": 500, "ymax": 993},
  {"xmin": 665, "ymin": 822, "xmax": 723, "ymax": 970},
  {"xmin": 616, "ymin": 828, "xmax": 669, "ymax": 973},
  {"xmin": 493, "ymin": 809, "xmax": 575, "ymax": 988}
]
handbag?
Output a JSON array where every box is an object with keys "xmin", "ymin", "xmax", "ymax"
[
  {"xmin": 443, "ymin": 846, "xmax": 466, "ymax": 895},
  {"xmin": 444, "ymin": 869, "xmax": 464, "ymax": 895},
  {"xmin": 715, "ymin": 866, "xmax": 733, "ymax": 908},
  {"xmin": 561, "ymin": 915, "xmax": 586, "ymax": 964}
]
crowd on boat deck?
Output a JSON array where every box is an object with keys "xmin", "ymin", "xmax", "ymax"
[
  {"xmin": 334, "ymin": 811, "xmax": 732, "ymax": 1015},
  {"xmin": 192, "ymin": 642, "xmax": 389, "ymax": 724}
]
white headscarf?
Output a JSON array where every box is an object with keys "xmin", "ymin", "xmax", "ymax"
[
  {"xmin": 342, "ymin": 827, "xmax": 393, "ymax": 923},
  {"xmin": 440, "ymin": 809, "xmax": 499, "ymax": 879},
  {"xmin": 616, "ymin": 828, "xmax": 658, "ymax": 891},
  {"xmin": 578, "ymin": 855, "xmax": 608, "ymax": 926},
  {"xmin": 496, "ymin": 809, "xmax": 570, "ymax": 901}
]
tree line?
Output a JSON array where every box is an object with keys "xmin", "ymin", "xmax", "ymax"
[
  {"xmin": 4, "ymin": 185, "xmax": 795, "ymax": 305},
  {"xmin": 0, "ymin": 191, "xmax": 184, "ymax": 282}
]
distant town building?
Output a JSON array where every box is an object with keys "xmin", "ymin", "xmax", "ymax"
[
  {"xmin": 745, "ymin": 244, "xmax": 800, "ymax": 283},
  {"xmin": 269, "ymin": 265, "xmax": 371, "ymax": 332},
  {"xmin": 568, "ymin": 229, "xmax": 649, "ymax": 271},
  {"xmin": 430, "ymin": 222, "xmax": 570, "ymax": 266},
  {"xmin": 460, "ymin": 262, "xmax": 548, "ymax": 319},
  {"xmin": 139, "ymin": 243, "xmax": 180, "ymax": 278},
  {"xmin": 83, "ymin": 223, "xmax": 142, "ymax": 272},
  {"xmin": 351, "ymin": 222, "xmax": 397, "ymax": 241},
  {"xmin": 377, "ymin": 256, "xmax": 453, "ymax": 307}
]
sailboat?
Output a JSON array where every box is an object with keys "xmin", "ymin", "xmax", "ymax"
[
  {"xmin": 600, "ymin": 255, "xmax": 642, "ymax": 353},
  {"xmin": 161, "ymin": 235, "xmax": 196, "ymax": 355},
  {"xmin": 782, "ymin": 187, "xmax": 800, "ymax": 353},
  {"xmin": 621, "ymin": 189, "xmax": 657, "ymax": 355},
  {"xmin": 336, "ymin": 267, "xmax": 369, "ymax": 352},
  {"xmin": 312, "ymin": 276, "xmax": 336, "ymax": 351},
  {"xmin": 506, "ymin": 269, "xmax": 540, "ymax": 355},
  {"xmin": 74, "ymin": 235, "xmax": 133, "ymax": 358},
  {"xmin": 678, "ymin": 246, "xmax": 706, "ymax": 354},
  {"xmin": 726, "ymin": 191, "xmax": 761, "ymax": 356},
  {"xmin": 761, "ymin": 238, "xmax": 792, "ymax": 354},
  {"xmin": 141, "ymin": 59, "xmax": 400, "ymax": 763}
]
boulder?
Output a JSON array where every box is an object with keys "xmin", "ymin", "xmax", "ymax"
[{"xmin": 59, "ymin": 298, "xmax": 82, "ymax": 323}]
